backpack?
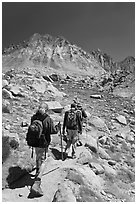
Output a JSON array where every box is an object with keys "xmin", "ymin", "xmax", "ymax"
[
  {"xmin": 26, "ymin": 117, "xmax": 48, "ymax": 148},
  {"xmin": 76, "ymin": 109, "xmax": 82, "ymax": 121},
  {"xmin": 66, "ymin": 110, "xmax": 77, "ymax": 129}
]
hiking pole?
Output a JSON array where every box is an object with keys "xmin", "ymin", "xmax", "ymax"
[{"xmin": 59, "ymin": 122, "xmax": 63, "ymax": 161}]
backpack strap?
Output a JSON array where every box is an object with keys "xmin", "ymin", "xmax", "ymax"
[{"xmin": 31, "ymin": 147, "xmax": 34, "ymax": 158}]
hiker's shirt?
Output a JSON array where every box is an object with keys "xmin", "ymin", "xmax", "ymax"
[
  {"xmin": 63, "ymin": 110, "xmax": 82, "ymax": 132},
  {"xmin": 31, "ymin": 112, "xmax": 58, "ymax": 146}
]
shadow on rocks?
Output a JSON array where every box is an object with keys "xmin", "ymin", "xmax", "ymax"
[
  {"xmin": 6, "ymin": 166, "xmax": 35, "ymax": 189},
  {"xmin": 50, "ymin": 148, "xmax": 67, "ymax": 160}
]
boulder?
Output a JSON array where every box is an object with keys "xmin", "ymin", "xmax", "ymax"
[
  {"xmin": 126, "ymin": 132, "xmax": 134, "ymax": 143},
  {"xmin": 84, "ymin": 135, "xmax": 98, "ymax": 153},
  {"xmin": 32, "ymin": 80, "xmax": 46, "ymax": 93},
  {"xmin": 2, "ymin": 79, "xmax": 9, "ymax": 88},
  {"xmin": 115, "ymin": 115, "xmax": 127, "ymax": 125},
  {"xmin": 2, "ymin": 89, "xmax": 13, "ymax": 99},
  {"xmin": 108, "ymin": 160, "xmax": 116, "ymax": 166},
  {"xmin": 98, "ymin": 147, "xmax": 111, "ymax": 160},
  {"xmin": 89, "ymin": 162, "xmax": 104, "ymax": 175},
  {"xmin": 90, "ymin": 94, "xmax": 102, "ymax": 99},
  {"xmin": 52, "ymin": 182, "xmax": 76, "ymax": 202},
  {"xmin": 47, "ymin": 82, "xmax": 66, "ymax": 97},
  {"xmin": 78, "ymin": 166, "xmax": 104, "ymax": 190},
  {"xmin": 76, "ymin": 146, "xmax": 93, "ymax": 165},
  {"xmin": 88, "ymin": 116, "xmax": 110, "ymax": 135},
  {"xmin": 50, "ymin": 73, "xmax": 60, "ymax": 81},
  {"xmin": 98, "ymin": 135, "xmax": 107, "ymax": 145},
  {"xmin": 102, "ymin": 163, "xmax": 117, "ymax": 175},
  {"xmin": 10, "ymin": 85, "xmax": 21, "ymax": 96},
  {"xmin": 43, "ymin": 75, "xmax": 54, "ymax": 82},
  {"xmin": 2, "ymin": 100, "xmax": 11, "ymax": 113},
  {"xmin": 45, "ymin": 101, "xmax": 63, "ymax": 113}
]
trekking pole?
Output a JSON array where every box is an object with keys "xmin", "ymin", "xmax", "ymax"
[
  {"xmin": 86, "ymin": 118, "xmax": 88, "ymax": 139},
  {"xmin": 59, "ymin": 122, "xmax": 63, "ymax": 161}
]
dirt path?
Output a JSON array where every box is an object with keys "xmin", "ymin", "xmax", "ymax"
[{"xmin": 2, "ymin": 158, "xmax": 77, "ymax": 202}]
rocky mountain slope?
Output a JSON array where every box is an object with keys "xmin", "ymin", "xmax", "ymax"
[{"xmin": 2, "ymin": 33, "xmax": 135, "ymax": 202}]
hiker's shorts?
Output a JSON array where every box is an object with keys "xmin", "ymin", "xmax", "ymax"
[
  {"xmin": 66, "ymin": 129, "xmax": 78, "ymax": 144},
  {"xmin": 35, "ymin": 147, "xmax": 48, "ymax": 163}
]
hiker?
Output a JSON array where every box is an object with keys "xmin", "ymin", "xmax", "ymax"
[
  {"xmin": 62, "ymin": 103, "xmax": 82, "ymax": 159},
  {"xmin": 76, "ymin": 103, "xmax": 87, "ymax": 126},
  {"xmin": 27, "ymin": 103, "xmax": 61, "ymax": 197},
  {"xmin": 75, "ymin": 103, "xmax": 87, "ymax": 146}
]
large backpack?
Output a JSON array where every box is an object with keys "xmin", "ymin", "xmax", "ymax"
[
  {"xmin": 66, "ymin": 110, "xmax": 77, "ymax": 129},
  {"xmin": 76, "ymin": 109, "xmax": 82, "ymax": 121},
  {"xmin": 26, "ymin": 117, "xmax": 48, "ymax": 148}
]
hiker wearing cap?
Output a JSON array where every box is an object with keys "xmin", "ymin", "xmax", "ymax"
[
  {"xmin": 28, "ymin": 103, "xmax": 60, "ymax": 197},
  {"xmin": 62, "ymin": 103, "xmax": 82, "ymax": 158},
  {"xmin": 76, "ymin": 103, "xmax": 87, "ymax": 146},
  {"xmin": 77, "ymin": 103, "xmax": 87, "ymax": 124}
]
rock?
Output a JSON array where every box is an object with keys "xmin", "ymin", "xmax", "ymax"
[
  {"xmin": 2, "ymin": 100, "xmax": 11, "ymax": 113},
  {"xmin": 102, "ymin": 163, "xmax": 117, "ymax": 175},
  {"xmin": 129, "ymin": 117, "xmax": 135, "ymax": 125},
  {"xmin": 98, "ymin": 135, "xmax": 107, "ymax": 145},
  {"xmin": 90, "ymin": 94, "xmax": 102, "ymax": 99},
  {"xmin": 98, "ymin": 147, "xmax": 111, "ymax": 160},
  {"xmin": 2, "ymin": 89, "xmax": 13, "ymax": 99},
  {"xmin": 115, "ymin": 115, "xmax": 127, "ymax": 125},
  {"xmin": 89, "ymin": 162, "xmax": 104, "ymax": 175},
  {"xmin": 78, "ymin": 166, "xmax": 104, "ymax": 190},
  {"xmin": 2, "ymin": 79, "xmax": 9, "ymax": 88},
  {"xmin": 85, "ymin": 110, "xmax": 91, "ymax": 118},
  {"xmin": 45, "ymin": 101, "xmax": 63, "ymax": 113},
  {"xmin": 43, "ymin": 75, "xmax": 54, "ymax": 82},
  {"xmin": 50, "ymin": 73, "xmax": 60, "ymax": 81},
  {"xmin": 21, "ymin": 121, "xmax": 29, "ymax": 127},
  {"xmin": 108, "ymin": 160, "xmax": 116, "ymax": 166},
  {"xmin": 32, "ymin": 80, "xmax": 45, "ymax": 93},
  {"xmin": 4, "ymin": 125, "xmax": 11, "ymax": 130},
  {"xmin": 126, "ymin": 133, "xmax": 134, "ymax": 143},
  {"xmin": 9, "ymin": 85, "xmax": 21, "ymax": 96},
  {"xmin": 84, "ymin": 135, "xmax": 98, "ymax": 153},
  {"xmin": 88, "ymin": 116, "xmax": 110, "ymax": 135},
  {"xmin": 47, "ymin": 82, "xmax": 66, "ymax": 97},
  {"xmin": 101, "ymin": 190, "xmax": 106, "ymax": 196},
  {"xmin": 52, "ymin": 182, "xmax": 76, "ymax": 202},
  {"xmin": 76, "ymin": 147, "xmax": 92, "ymax": 165},
  {"xmin": 8, "ymin": 133, "xmax": 20, "ymax": 149}
]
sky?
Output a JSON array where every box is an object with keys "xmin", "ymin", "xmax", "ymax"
[{"xmin": 2, "ymin": 1, "xmax": 135, "ymax": 62}]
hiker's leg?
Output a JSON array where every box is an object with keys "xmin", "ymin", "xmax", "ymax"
[
  {"xmin": 72, "ymin": 130, "xmax": 78, "ymax": 157},
  {"xmin": 65, "ymin": 129, "xmax": 72, "ymax": 154},
  {"xmin": 35, "ymin": 147, "xmax": 48, "ymax": 179},
  {"xmin": 31, "ymin": 147, "xmax": 48, "ymax": 196}
]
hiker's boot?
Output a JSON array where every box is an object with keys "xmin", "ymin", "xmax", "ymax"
[{"xmin": 31, "ymin": 178, "xmax": 43, "ymax": 197}]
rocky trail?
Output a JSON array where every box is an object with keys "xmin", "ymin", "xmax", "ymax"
[{"xmin": 2, "ymin": 34, "xmax": 135, "ymax": 202}]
